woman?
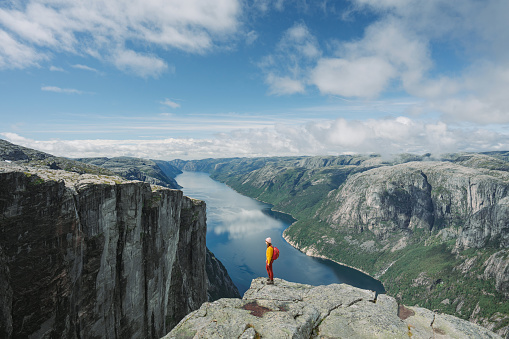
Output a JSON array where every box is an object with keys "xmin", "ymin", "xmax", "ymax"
[{"xmin": 265, "ymin": 237, "xmax": 274, "ymax": 285}]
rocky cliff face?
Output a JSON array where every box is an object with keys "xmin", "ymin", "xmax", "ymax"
[
  {"xmin": 315, "ymin": 161, "xmax": 509, "ymax": 293},
  {"xmin": 0, "ymin": 162, "xmax": 207, "ymax": 338},
  {"xmin": 165, "ymin": 278, "xmax": 501, "ymax": 339},
  {"xmin": 319, "ymin": 161, "xmax": 509, "ymax": 249},
  {"xmin": 291, "ymin": 161, "xmax": 509, "ymax": 337}
]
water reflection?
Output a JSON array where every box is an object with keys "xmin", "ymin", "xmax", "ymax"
[
  {"xmin": 212, "ymin": 208, "xmax": 282, "ymax": 239},
  {"xmin": 176, "ymin": 171, "xmax": 385, "ymax": 295}
]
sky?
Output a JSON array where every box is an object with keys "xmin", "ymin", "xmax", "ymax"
[{"xmin": 1, "ymin": 0, "xmax": 509, "ymax": 160}]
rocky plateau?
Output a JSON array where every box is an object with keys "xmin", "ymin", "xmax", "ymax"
[{"xmin": 165, "ymin": 277, "xmax": 502, "ymax": 339}]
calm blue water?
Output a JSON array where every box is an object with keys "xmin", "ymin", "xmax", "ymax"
[{"xmin": 176, "ymin": 171, "xmax": 385, "ymax": 295}]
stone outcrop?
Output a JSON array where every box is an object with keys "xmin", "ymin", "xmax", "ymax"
[
  {"xmin": 483, "ymin": 250, "xmax": 509, "ymax": 298},
  {"xmin": 0, "ymin": 162, "xmax": 207, "ymax": 338},
  {"xmin": 165, "ymin": 278, "xmax": 501, "ymax": 339},
  {"xmin": 319, "ymin": 161, "xmax": 509, "ymax": 250}
]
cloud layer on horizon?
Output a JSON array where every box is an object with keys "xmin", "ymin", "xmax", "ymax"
[{"xmin": 3, "ymin": 115, "xmax": 508, "ymax": 160}]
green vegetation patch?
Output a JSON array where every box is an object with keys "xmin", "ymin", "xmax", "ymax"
[
  {"xmin": 382, "ymin": 242, "xmax": 508, "ymax": 322},
  {"xmin": 212, "ymin": 165, "xmax": 358, "ymax": 221}
]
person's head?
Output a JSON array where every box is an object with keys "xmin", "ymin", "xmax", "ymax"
[{"xmin": 265, "ymin": 237, "xmax": 272, "ymax": 247}]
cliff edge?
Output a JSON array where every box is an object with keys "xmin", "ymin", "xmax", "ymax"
[
  {"xmin": 0, "ymin": 162, "xmax": 207, "ymax": 338},
  {"xmin": 165, "ymin": 278, "xmax": 502, "ymax": 339}
]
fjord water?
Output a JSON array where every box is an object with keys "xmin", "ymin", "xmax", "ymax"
[{"xmin": 176, "ymin": 171, "xmax": 385, "ymax": 295}]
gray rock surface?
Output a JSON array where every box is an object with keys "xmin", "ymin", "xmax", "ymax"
[
  {"xmin": 483, "ymin": 250, "xmax": 509, "ymax": 298},
  {"xmin": 0, "ymin": 162, "xmax": 207, "ymax": 338},
  {"xmin": 319, "ymin": 161, "xmax": 509, "ymax": 249},
  {"xmin": 165, "ymin": 278, "xmax": 501, "ymax": 339}
]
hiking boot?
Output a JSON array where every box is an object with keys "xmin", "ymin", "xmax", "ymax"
[{"xmin": 266, "ymin": 280, "xmax": 274, "ymax": 285}]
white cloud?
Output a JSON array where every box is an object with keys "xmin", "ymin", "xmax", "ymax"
[
  {"xmin": 0, "ymin": 0, "xmax": 241, "ymax": 76},
  {"xmin": 257, "ymin": 0, "xmax": 509, "ymax": 124},
  {"xmin": 111, "ymin": 49, "xmax": 169, "ymax": 78},
  {"xmin": 307, "ymin": 17, "xmax": 431, "ymax": 99},
  {"xmin": 0, "ymin": 29, "xmax": 46, "ymax": 69},
  {"xmin": 41, "ymin": 86, "xmax": 83, "ymax": 94},
  {"xmin": 72, "ymin": 64, "xmax": 100, "ymax": 73},
  {"xmin": 160, "ymin": 98, "xmax": 181, "ymax": 109},
  {"xmin": 260, "ymin": 22, "xmax": 320, "ymax": 95},
  {"xmin": 49, "ymin": 65, "xmax": 65, "ymax": 72},
  {"xmin": 311, "ymin": 57, "xmax": 396, "ymax": 98},
  {"xmin": 245, "ymin": 30, "xmax": 258, "ymax": 45},
  {"xmin": 446, "ymin": 62, "xmax": 509, "ymax": 124},
  {"xmin": 4, "ymin": 116, "xmax": 509, "ymax": 160},
  {"xmin": 283, "ymin": 23, "xmax": 321, "ymax": 59},
  {"xmin": 261, "ymin": 19, "xmax": 428, "ymax": 99},
  {"xmin": 251, "ymin": 0, "xmax": 286, "ymax": 12},
  {"xmin": 266, "ymin": 73, "xmax": 305, "ymax": 95},
  {"xmin": 343, "ymin": 0, "xmax": 509, "ymax": 122}
]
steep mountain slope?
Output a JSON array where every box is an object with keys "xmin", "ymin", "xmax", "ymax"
[
  {"xmin": 0, "ymin": 140, "xmax": 240, "ymax": 301},
  {"xmin": 170, "ymin": 154, "xmax": 509, "ymax": 337}
]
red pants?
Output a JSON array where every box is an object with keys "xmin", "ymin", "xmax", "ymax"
[{"xmin": 266, "ymin": 261, "xmax": 273, "ymax": 280}]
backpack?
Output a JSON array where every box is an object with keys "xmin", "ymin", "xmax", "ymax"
[{"xmin": 272, "ymin": 246, "xmax": 279, "ymax": 261}]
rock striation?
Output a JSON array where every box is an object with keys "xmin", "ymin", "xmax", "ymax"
[
  {"xmin": 318, "ymin": 161, "xmax": 509, "ymax": 250},
  {"xmin": 0, "ymin": 162, "xmax": 207, "ymax": 338},
  {"xmin": 165, "ymin": 278, "xmax": 501, "ymax": 339}
]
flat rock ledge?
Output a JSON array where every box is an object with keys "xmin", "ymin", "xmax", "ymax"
[{"xmin": 164, "ymin": 278, "xmax": 501, "ymax": 339}]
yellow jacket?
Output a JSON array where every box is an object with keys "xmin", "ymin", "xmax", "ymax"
[{"xmin": 266, "ymin": 246, "xmax": 274, "ymax": 264}]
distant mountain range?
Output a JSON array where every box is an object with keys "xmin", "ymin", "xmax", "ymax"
[{"xmin": 0, "ymin": 139, "xmax": 182, "ymax": 189}]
